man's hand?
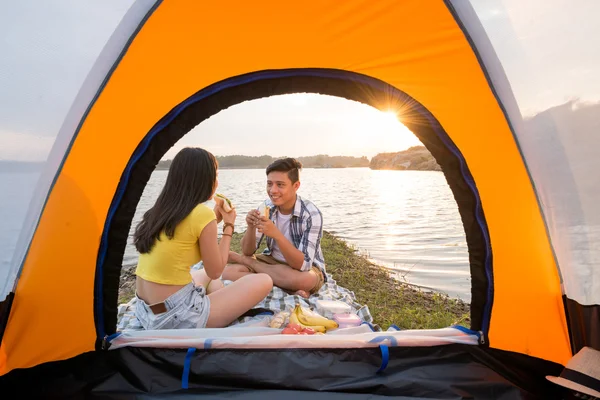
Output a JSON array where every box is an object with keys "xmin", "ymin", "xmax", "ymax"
[
  {"xmin": 256, "ymin": 216, "xmax": 281, "ymax": 240},
  {"xmin": 246, "ymin": 209, "xmax": 261, "ymax": 227}
]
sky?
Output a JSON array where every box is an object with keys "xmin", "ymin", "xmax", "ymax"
[
  {"xmin": 1, "ymin": 0, "xmax": 598, "ymax": 162},
  {"xmin": 164, "ymin": 94, "xmax": 421, "ymax": 160}
]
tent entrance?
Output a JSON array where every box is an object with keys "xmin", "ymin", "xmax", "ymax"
[{"xmin": 96, "ymin": 68, "xmax": 494, "ymax": 344}]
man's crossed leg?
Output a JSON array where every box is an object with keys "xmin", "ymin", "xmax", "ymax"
[{"xmin": 223, "ymin": 251, "xmax": 324, "ymax": 298}]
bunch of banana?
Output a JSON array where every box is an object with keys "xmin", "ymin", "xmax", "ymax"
[{"xmin": 289, "ymin": 304, "xmax": 338, "ymax": 333}]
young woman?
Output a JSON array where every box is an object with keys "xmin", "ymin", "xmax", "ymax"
[{"xmin": 133, "ymin": 147, "xmax": 273, "ymax": 330}]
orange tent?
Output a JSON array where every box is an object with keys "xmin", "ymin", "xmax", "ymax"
[{"xmin": 0, "ymin": 1, "xmax": 598, "ymax": 398}]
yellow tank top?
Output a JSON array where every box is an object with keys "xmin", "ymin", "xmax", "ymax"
[{"xmin": 135, "ymin": 203, "xmax": 216, "ymax": 285}]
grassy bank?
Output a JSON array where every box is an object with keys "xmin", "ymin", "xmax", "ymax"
[
  {"xmin": 119, "ymin": 231, "xmax": 470, "ymax": 330},
  {"xmin": 316, "ymin": 231, "xmax": 470, "ymax": 330}
]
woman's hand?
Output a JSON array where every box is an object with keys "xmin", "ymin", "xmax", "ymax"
[
  {"xmin": 213, "ymin": 203, "xmax": 223, "ymax": 224},
  {"xmin": 221, "ymin": 206, "xmax": 237, "ymax": 225}
]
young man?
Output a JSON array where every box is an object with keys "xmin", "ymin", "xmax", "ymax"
[{"xmin": 223, "ymin": 158, "xmax": 326, "ymax": 298}]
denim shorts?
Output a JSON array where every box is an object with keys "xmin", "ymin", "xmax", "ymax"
[{"xmin": 134, "ymin": 283, "xmax": 211, "ymax": 330}]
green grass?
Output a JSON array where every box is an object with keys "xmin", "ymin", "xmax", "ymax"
[
  {"xmin": 318, "ymin": 231, "xmax": 470, "ymax": 330},
  {"xmin": 119, "ymin": 230, "xmax": 470, "ymax": 330}
]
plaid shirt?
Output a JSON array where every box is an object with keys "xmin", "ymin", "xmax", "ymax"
[{"xmin": 255, "ymin": 195, "xmax": 327, "ymax": 280}]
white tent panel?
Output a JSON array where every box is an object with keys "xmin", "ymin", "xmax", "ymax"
[
  {"xmin": 457, "ymin": 0, "xmax": 600, "ymax": 305},
  {"xmin": 0, "ymin": 0, "xmax": 158, "ymax": 300}
]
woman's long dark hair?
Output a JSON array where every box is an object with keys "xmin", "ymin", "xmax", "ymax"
[{"xmin": 134, "ymin": 147, "xmax": 217, "ymax": 253}]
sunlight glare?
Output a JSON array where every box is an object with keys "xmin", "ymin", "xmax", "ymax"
[
  {"xmin": 382, "ymin": 110, "xmax": 401, "ymax": 127},
  {"xmin": 361, "ymin": 109, "xmax": 422, "ymax": 155}
]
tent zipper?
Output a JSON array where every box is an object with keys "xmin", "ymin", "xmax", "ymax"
[
  {"xmin": 478, "ymin": 330, "xmax": 486, "ymax": 345},
  {"xmin": 101, "ymin": 335, "xmax": 109, "ymax": 350}
]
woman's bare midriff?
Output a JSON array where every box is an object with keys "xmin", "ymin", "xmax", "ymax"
[{"xmin": 135, "ymin": 276, "xmax": 190, "ymax": 305}]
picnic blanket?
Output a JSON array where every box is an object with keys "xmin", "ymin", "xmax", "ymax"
[{"xmin": 117, "ymin": 263, "xmax": 375, "ymax": 332}]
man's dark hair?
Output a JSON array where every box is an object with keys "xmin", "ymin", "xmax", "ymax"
[{"xmin": 266, "ymin": 157, "xmax": 303, "ymax": 183}]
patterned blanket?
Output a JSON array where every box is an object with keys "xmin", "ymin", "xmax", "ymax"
[{"xmin": 117, "ymin": 266, "xmax": 375, "ymax": 332}]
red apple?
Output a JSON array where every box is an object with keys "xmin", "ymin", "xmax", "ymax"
[
  {"xmin": 281, "ymin": 327, "xmax": 298, "ymax": 335},
  {"xmin": 287, "ymin": 323, "xmax": 302, "ymax": 331}
]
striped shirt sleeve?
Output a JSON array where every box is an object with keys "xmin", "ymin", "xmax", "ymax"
[{"xmin": 297, "ymin": 203, "xmax": 324, "ymax": 272}]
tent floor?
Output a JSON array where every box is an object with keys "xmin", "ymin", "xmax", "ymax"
[{"xmin": 1, "ymin": 344, "xmax": 568, "ymax": 399}]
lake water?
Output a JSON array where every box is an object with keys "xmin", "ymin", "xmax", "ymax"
[
  {"xmin": 1, "ymin": 172, "xmax": 41, "ymax": 296},
  {"xmin": 1, "ymin": 168, "xmax": 471, "ymax": 301},
  {"xmin": 125, "ymin": 168, "xmax": 471, "ymax": 301}
]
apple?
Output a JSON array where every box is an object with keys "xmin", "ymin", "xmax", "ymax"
[
  {"xmin": 282, "ymin": 327, "xmax": 298, "ymax": 335},
  {"xmin": 287, "ymin": 323, "xmax": 302, "ymax": 331}
]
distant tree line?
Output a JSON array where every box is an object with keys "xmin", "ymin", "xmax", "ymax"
[
  {"xmin": 369, "ymin": 146, "xmax": 441, "ymax": 171},
  {"xmin": 1, "ymin": 148, "xmax": 439, "ymax": 173},
  {"xmin": 156, "ymin": 154, "xmax": 370, "ymax": 170}
]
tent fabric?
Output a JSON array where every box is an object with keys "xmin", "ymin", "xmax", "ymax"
[
  {"xmin": 0, "ymin": 344, "xmax": 566, "ymax": 399},
  {"xmin": 107, "ymin": 326, "xmax": 480, "ymax": 351},
  {"xmin": 564, "ymin": 296, "xmax": 600, "ymax": 353},
  {"xmin": 0, "ymin": 0, "xmax": 598, "ymax": 392},
  {"xmin": 457, "ymin": 0, "xmax": 600, "ymax": 308},
  {"xmin": 0, "ymin": 0, "xmax": 150, "ymax": 301},
  {"xmin": 1, "ymin": 0, "xmax": 569, "ymax": 374}
]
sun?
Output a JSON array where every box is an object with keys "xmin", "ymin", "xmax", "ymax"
[
  {"xmin": 366, "ymin": 109, "xmax": 422, "ymax": 152},
  {"xmin": 381, "ymin": 110, "xmax": 401, "ymax": 126},
  {"xmin": 375, "ymin": 110, "xmax": 414, "ymax": 137},
  {"xmin": 374, "ymin": 110, "xmax": 409, "ymax": 133}
]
